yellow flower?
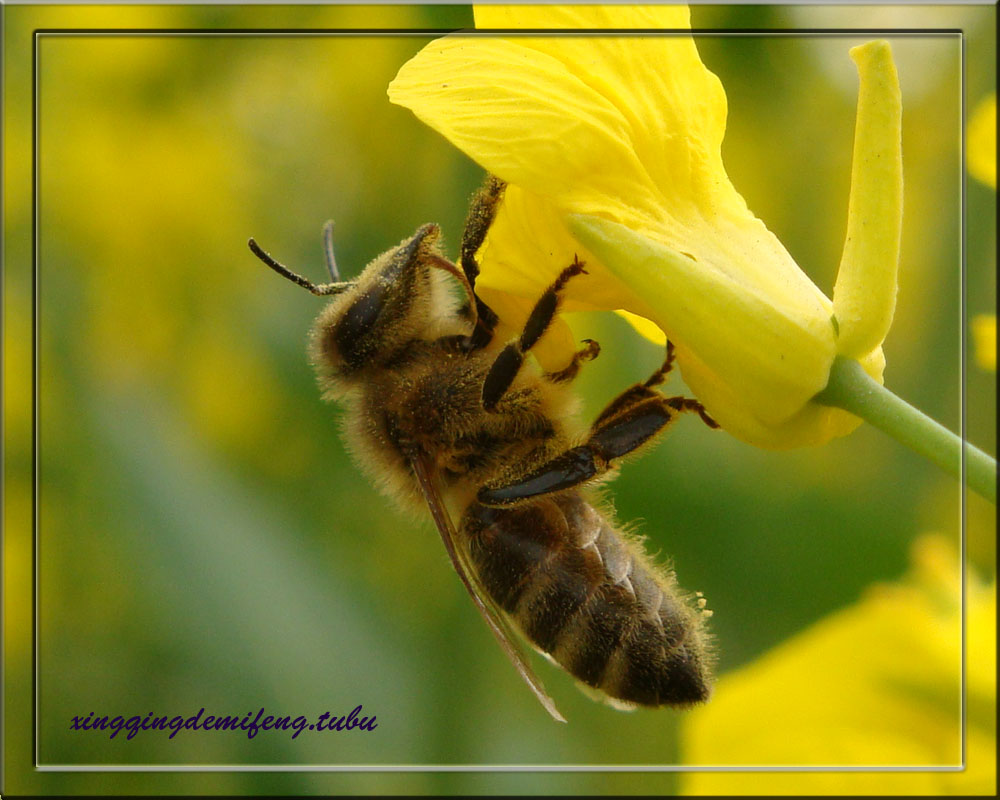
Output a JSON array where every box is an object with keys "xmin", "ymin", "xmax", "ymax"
[
  {"xmin": 680, "ymin": 534, "xmax": 995, "ymax": 795},
  {"xmin": 972, "ymin": 314, "xmax": 996, "ymax": 372},
  {"xmin": 968, "ymin": 93, "xmax": 996, "ymax": 190},
  {"xmin": 388, "ymin": 5, "xmax": 903, "ymax": 448},
  {"xmin": 967, "ymin": 96, "xmax": 996, "ymax": 376}
]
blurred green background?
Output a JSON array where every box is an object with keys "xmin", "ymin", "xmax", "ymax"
[{"xmin": 3, "ymin": 3, "xmax": 995, "ymax": 795}]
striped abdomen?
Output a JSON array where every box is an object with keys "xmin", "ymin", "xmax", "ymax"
[{"xmin": 462, "ymin": 493, "xmax": 712, "ymax": 707}]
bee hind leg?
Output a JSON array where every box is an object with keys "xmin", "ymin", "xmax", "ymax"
[
  {"xmin": 594, "ymin": 341, "xmax": 718, "ymax": 430},
  {"xmin": 478, "ymin": 346, "xmax": 717, "ymax": 506},
  {"xmin": 481, "ymin": 256, "xmax": 588, "ymax": 412}
]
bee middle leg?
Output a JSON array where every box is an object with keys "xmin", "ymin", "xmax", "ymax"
[
  {"xmin": 482, "ymin": 256, "xmax": 590, "ymax": 412},
  {"xmin": 543, "ymin": 338, "xmax": 601, "ymax": 384},
  {"xmin": 478, "ymin": 343, "xmax": 717, "ymax": 506}
]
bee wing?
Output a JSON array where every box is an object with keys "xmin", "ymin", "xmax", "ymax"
[{"xmin": 409, "ymin": 452, "xmax": 567, "ymax": 723}]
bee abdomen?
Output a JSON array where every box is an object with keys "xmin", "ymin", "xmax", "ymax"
[{"xmin": 463, "ymin": 495, "xmax": 711, "ymax": 708}]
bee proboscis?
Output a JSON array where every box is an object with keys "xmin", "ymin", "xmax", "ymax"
[{"xmin": 249, "ymin": 176, "xmax": 717, "ymax": 721}]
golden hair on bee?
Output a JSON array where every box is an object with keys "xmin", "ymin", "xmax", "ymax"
[{"xmin": 249, "ymin": 176, "xmax": 719, "ymax": 721}]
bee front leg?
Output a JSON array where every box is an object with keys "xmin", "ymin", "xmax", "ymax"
[
  {"xmin": 459, "ymin": 175, "xmax": 506, "ymax": 351},
  {"xmin": 481, "ymin": 257, "xmax": 588, "ymax": 412}
]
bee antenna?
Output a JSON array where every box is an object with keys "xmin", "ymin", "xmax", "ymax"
[
  {"xmin": 322, "ymin": 220, "xmax": 341, "ymax": 282},
  {"xmin": 248, "ymin": 237, "xmax": 351, "ymax": 297}
]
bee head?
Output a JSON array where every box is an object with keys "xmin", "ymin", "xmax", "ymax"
[
  {"xmin": 307, "ymin": 223, "xmax": 447, "ymax": 383},
  {"xmin": 251, "ymin": 223, "xmax": 454, "ymax": 392}
]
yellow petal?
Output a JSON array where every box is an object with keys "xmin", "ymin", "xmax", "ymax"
[
  {"xmin": 570, "ymin": 215, "xmax": 838, "ymax": 433},
  {"xmin": 832, "ymin": 41, "xmax": 903, "ymax": 360},
  {"xmin": 472, "ymin": 6, "xmax": 731, "ymax": 225},
  {"xmin": 677, "ymin": 344, "xmax": 869, "ymax": 449},
  {"xmin": 473, "ymin": 4, "xmax": 689, "ymax": 31},
  {"xmin": 967, "ymin": 93, "xmax": 996, "ymax": 190},
  {"xmin": 389, "ymin": 11, "xmax": 740, "ymax": 244},
  {"xmin": 615, "ymin": 310, "xmax": 666, "ymax": 347},
  {"xmin": 388, "ymin": 36, "xmax": 663, "ymax": 227},
  {"xmin": 475, "ymin": 184, "xmax": 639, "ymax": 311}
]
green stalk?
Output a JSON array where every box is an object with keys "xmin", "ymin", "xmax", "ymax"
[{"xmin": 815, "ymin": 357, "xmax": 996, "ymax": 504}]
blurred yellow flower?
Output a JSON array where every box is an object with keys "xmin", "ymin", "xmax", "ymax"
[
  {"xmin": 388, "ymin": 5, "xmax": 902, "ymax": 448},
  {"xmin": 968, "ymin": 93, "xmax": 996, "ymax": 190},
  {"xmin": 967, "ymin": 96, "xmax": 996, "ymax": 377},
  {"xmin": 972, "ymin": 314, "xmax": 996, "ymax": 372},
  {"xmin": 680, "ymin": 534, "xmax": 996, "ymax": 795}
]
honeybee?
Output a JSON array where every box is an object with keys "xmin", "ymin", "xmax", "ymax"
[{"xmin": 249, "ymin": 177, "xmax": 717, "ymax": 721}]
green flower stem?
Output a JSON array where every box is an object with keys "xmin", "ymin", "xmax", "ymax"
[{"xmin": 815, "ymin": 357, "xmax": 996, "ymax": 503}]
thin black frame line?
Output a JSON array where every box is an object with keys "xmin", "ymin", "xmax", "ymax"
[
  {"xmin": 30, "ymin": 25, "xmax": 969, "ymax": 775},
  {"xmin": 959, "ymin": 31, "xmax": 968, "ymax": 771},
  {"xmin": 31, "ymin": 27, "xmax": 964, "ymax": 36},
  {"xmin": 0, "ymin": 43, "xmax": 5, "ymax": 790},
  {"xmin": 34, "ymin": 763, "xmax": 968, "ymax": 774},
  {"xmin": 32, "ymin": 21, "xmax": 40, "ymax": 774}
]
